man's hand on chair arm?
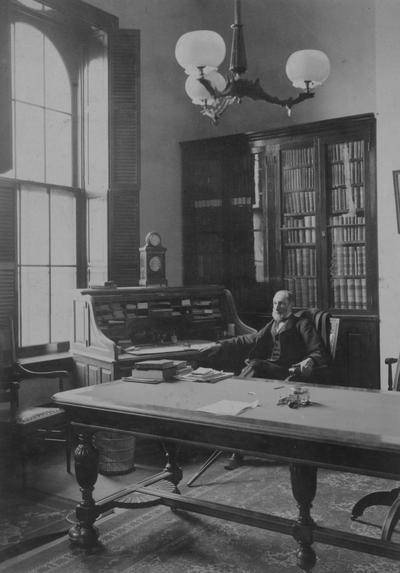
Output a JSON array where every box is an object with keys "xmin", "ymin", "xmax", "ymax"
[{"xmin": 289, "ymin": 357, "xmax": 314, "ymax": 378}]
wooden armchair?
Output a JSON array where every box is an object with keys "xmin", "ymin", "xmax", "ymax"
[
  {"xmin": 350, "ymin": 353, "xmax": 400, "ymax": 540},
  {"xmin": 288, "ymin": 309, "xmax": 340, "ymax": 384},
  {"xmin": 0, "ymin": 318, "xmax": 72, "ymax": 486}
]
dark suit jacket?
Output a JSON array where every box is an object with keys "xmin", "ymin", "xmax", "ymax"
[{"xmin": 220, "ymin": 314, "xmax": 328, "ymax": 370}]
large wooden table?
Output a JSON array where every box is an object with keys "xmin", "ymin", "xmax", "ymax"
[{"xmin": 53, "ymin": 377, "xmax": 400, "ymax": 571}]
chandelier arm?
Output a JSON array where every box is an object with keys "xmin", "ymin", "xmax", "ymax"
[
  {"xmin": 198, "ymin": 76, "xmax": 315, "ymax": 110},
  {"xmin": 231, "ymin": 78, "xmax": 315, "ymax": 109}
]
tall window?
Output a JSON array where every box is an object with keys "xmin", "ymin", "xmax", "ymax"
[{"xmin": 2, "ymin": 0, "xmax": 109, "ymax": 352}]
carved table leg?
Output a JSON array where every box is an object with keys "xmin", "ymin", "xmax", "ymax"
[
  {"xmin": 162, "ymin": 442, "xmax": 183, "ymax": 494},
  {"xmin": 290, "ymin": 464, "xmax": 318, "ymax": 573},
  {"xmin": 69, "ymin": 431, "xmax": 100, "ymax": 547}
]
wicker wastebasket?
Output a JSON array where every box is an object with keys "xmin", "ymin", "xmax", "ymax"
[{"xmin": 96, "ymin": 431, "xmax": 136, "ymax": 476}]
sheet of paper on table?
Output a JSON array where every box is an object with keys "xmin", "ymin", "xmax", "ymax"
[{"xmin": 197, "ymin": 399, "xmax": 260, "ymax": 416}]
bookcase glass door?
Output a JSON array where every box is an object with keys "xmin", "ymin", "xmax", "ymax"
[
  {"xmin": 190, "ymin": 158, "xmax": 225, "ymax": 284},
  {"xmin": 281, "ymin": 145, "xmax": 317, "ymax": 308},
  {"xmin": 326, "ymin": 140, "xmax": 367, "ymax": 310}
]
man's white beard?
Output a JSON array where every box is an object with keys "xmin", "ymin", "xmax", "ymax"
[{"xmin": 273, "ymin": 309, "xmax": 284, "ymax": 322}]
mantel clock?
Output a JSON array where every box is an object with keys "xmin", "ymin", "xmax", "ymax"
[{"xmin": 139, "ymin": 232, "xmax": 167, "ymax": 287}]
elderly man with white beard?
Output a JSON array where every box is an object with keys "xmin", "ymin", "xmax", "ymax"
[{"xmin": 205, "ymin": 289, "xmax": 328, "ymax": 381}]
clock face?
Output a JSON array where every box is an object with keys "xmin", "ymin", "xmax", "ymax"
[
  {"xmin": 147, "ymin": 232, "xmax": 161, "ymax": 247},
  {"xmin": 149, "ymin": 255, "xmax": 162, "ymax": 272}
]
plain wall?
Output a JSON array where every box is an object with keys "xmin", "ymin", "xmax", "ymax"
[
  {"xmin": 86, "ymin": 0, "xmax": 400, "ymax": 384},
  {"xmin": 376, "ymin": 0, "xmax": 400, "ymax": 381},
  {"xmin": 87, "ymin": 0, "xmax": 375, "ymax": 283}
]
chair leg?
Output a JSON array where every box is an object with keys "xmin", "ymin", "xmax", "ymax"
[
  {"xmin": 19, "ymin": 435, "xmax": 28, "ymax": 488},
  {"xmin": 382, "ymin": 493, "xmax": 400, "ymax": 541},
  {"xmin": 351, "ymin": 488, "xmax": 400, "ymax": 520},
  {"xmin": 187, "ymin": 450, "xmax": 223, "ymax": 487},
  {"xmin": 66, "ymin": 424, "xmax": 72, "ymax": 474}
]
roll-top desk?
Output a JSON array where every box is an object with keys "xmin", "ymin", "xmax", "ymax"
[{"xmin": 71, "ymin": 285, "xmax": 255, "ymax": 386}]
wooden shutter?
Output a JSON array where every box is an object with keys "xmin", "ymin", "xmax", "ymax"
[
  {"xmin": 0, "ymin": 183, "xmax": 17, "ymax": 327},
  {"xmin": 0, "ymin": 0, "xmax": 12, "ymax": 174},
  {"xmin": 108, "ymin": 29, "xmax": 140, "ymax": 286}
]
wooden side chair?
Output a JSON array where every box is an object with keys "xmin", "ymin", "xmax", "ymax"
[
  {"xmin": 187, "ymin": 308, "xmax": 340, "ymax": 486},
  {"xmin": 350, "ymin": 353, "xmax": 400, "ymax": 540},
  {"xmin": 0, "ymin": 317, "xmax": 72, "ymax": 486}
]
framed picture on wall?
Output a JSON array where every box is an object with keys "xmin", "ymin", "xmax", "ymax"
[{"xmin": 393, "ymin": 170, "xmax": 400, "ymax": 233}]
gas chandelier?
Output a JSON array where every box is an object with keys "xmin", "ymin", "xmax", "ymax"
[{"xmin": 175, "ymin": 0, "xmax": 330, "ymax": 125}]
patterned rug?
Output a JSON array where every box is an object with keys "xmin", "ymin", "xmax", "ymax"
[
  {"xmin": 1, "ymin": 460, "xmax": 399, "ymax": 573},
  {"xmin": 0, "ymin": 489, "xmax": 74, "ymax": 562}
]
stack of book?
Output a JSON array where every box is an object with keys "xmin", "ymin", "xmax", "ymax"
[
  {"xmin": 175, "ymin": 367, "xmax": 233, "ymax": 384},
  {"xmin": 123, "ymin": 359, "xmax": 191, "ymax": 384}
]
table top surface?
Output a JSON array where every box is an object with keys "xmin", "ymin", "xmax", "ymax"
[{"xmin": 53, "ymin": 377, "xmax": 400, "ymax": 452}]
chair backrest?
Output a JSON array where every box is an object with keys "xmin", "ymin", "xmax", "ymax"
[
  {"xmin": 295, "ymin": 308, "xmax": 340, "ymax": 363},
  {"xmin": 393, "ymin": 355, "xmax": 400, "ymax": 392}
]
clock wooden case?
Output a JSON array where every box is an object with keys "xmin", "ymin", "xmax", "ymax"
[{"xmin": 139, "ymin": 232, "xmax": 167, "ymax": 286}]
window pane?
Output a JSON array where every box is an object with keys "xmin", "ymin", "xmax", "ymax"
[
  {"xmin": 85, "ymin": 53, "xmax": 108, "ymax": 193},
  {"xmin": 45, "ymin": 109, "xmax": 72, "ymax": 186},
  {"xmin": 2, "ymin": 101, "xmax": 16, "ymax": 179},
  {"xmin": 15, "ymin": 102, "xmax": 45, "ymax": 181},
  {"xmin": 87, "ymin": 196, "xmax": 108, "ymax": 285},
  {"xmin": 20, "ymin": 266, "xmax": 49, "ymax": 346},
  {"xmin": 19, "ymin": 185, "xmax": 49, "ymax": 265},
  {"xmin": 50, "ymin": 190, "xmax": 76, "ymax": 265},
  {"xmin": 51, "ymin": 267, "xmax": 76, "ymax": 342},
  {"xmin": 14, "ymin": 22, "xmax": 44, "ymax": 106},
  {"xmin": 45, "ymin": 36, "xmax": 71, "ymax": 113}
]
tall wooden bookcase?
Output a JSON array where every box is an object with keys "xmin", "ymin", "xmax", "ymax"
[
  {"xmin": 181, "ymin": 114, "xmax": 379, "ymax": 388},
  {"xmin": 181, "ymin": 134, "xmax": 267, "ymax": 315}
]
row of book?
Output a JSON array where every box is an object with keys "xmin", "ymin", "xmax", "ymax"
[
  {"xmin": 330, "ymin": 215, "xmax": 366, "ymax": 242},
  {"xmin": 331, "ymin": 245, "xmax": 366, "ymax": 276},
  {"xmin": 281, "ymin": 147, "xmax": 314, "ymax": 168},
  {"xmin": 283, "ymin": 276, "xmax": 367, "ymax": 310},
  {"xmin": 230, "ymin": 196, "xmax": 252, "ymax": 207},
  {"xmin": 283, "ymin": 190, "xmax": 315, "ymax": 213},
  {"xmin": 283, "ymin": 277, "xmax": 317, "ymax": 308},
  {"xmin": 328, "ymin": 161, "xmax": 364, "ymax": 187},
  {"xmin": 282, "ymin": 215, "xmax": 316, "ymax": 244},
  {"xmin": 327, "ymin": 140, "xmax": 364, "ymax": 162},
  {"xmin": 284, "ymin": 247, "xmax": 316, "ymax": 276},
  {"xmin": 330, "ymin": 186, "xmax": 365, "ymax": 212},
  {"xmin": 331, "ymin": 278, "xmax": 367, "ymax": 309},
  {"xmin": 194, "ymin": 199, "xmax": 222, "ymax": 208},
  {"xmin": 282, "ymin": 166, "xmax": 314, "ymax": 192}
]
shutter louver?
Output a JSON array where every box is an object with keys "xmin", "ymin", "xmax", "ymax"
[
  {"xmin": 0, "ymin": 184, "xmax": 17, "ymax": 324},
  {"xmin": 108, "ymin": 29, "xmax": 140, "ymax": 286}
]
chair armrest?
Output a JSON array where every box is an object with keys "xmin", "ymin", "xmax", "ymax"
[
  {"xmin": 15, "ymin": 362, "xmax": 68, "ymax": 378},
  {"xmin": 15, "ymin": 362, "xmax": 69, "ymax": 391},
  {"xmin": 385, "ymin": 357, "xmax": 398, "ymax": 391}
]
